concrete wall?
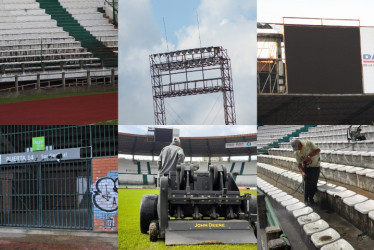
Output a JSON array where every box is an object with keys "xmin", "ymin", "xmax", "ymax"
[{"xmin": 91, "ymin": 157, "xmax": 118, "ymax": 231}]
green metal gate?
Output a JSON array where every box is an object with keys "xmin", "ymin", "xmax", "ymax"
[{"xmin": 0, "ymin": 159, "xmax": 92, "ymax": 230}]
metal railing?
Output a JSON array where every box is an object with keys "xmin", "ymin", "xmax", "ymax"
[
  {"xmin": 104, "ymin": 0, "xmax": 118, "ymax": 26},
  {"xmin": 0, "ymin": 125, "xmax": 118, "ymax": 157},
  {"xmin": 0, "ymin": 160, "xmax": 93, "ymax": 229},
  {"xmin": 0, "ymin": 68, "xmax": 117, "ymax": 94}
]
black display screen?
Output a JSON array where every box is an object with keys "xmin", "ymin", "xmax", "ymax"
[
  {"xmin": 284, "ymin": 25, "xmax": 363, "ymax": 94},
  {"xmin": 154, "ymin": 128, "xmax": 173, "ymax": 142}
]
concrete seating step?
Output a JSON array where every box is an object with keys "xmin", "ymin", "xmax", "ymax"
[
  {"xmin": 310, "ymin": 228, "xmax": 341, "ymax": 248},
  {"xmin": 320, "ymin": 239, "xmax": 354, "ymax": 250},
  {"xmin": 259, "ymin": 154, "xmax": 374, "ymax": 193},
  {"xmin": 286, "ymin": 202, "xmax": 305, "ymax": 212},
  {"xmin": 258, "ymin": 162, "xmax": 374, "ymax": 240},
  {"xmin": 304, "ymin": 219, "xmax": 329, "ymax": 236},
  {"xmin": 293, "ymin": 206, "xmax": 313, "ymax": 218},
  {"xmin": 0, "ymin": 48, "xmax": 87, "ymax": 57},
  {"xmin": 297, "ymin": 212, "xmax": 321, "ymax": 226},
  {"xmin": 257, "ymin": 177, "xmax": 352, "ymax": 249}
]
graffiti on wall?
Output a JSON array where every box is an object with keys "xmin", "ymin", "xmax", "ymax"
[{"xmin": 92, "ymin": 170, "xmax": 118, "ymax": 230}]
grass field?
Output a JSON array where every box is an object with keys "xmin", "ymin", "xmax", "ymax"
[
  {"xmin": 118, "ymin": 188, "xmax": 257, "ymax": 250},
  {"xmin": 0, "ymin": 88, "xmax": 117, "ymax": 105},
  {"xmin": 95, "ymin": 120, "xmax": 118, "ymax": 125}
]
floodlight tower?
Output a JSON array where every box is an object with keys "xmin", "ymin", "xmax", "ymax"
[{"xmin": 150, "ymin": 46, "xmax": 236, "ymax": 125}]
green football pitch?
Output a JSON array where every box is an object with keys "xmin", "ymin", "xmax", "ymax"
[{"xmin": 118, "ymin": 188, "xmax": 257, "ymax": 250}]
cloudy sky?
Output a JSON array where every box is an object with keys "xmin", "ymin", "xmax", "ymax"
[
  {"xmin": 258, "ymin": 0, "xmax": 374, "ymax": 25},
  {"xmin": 119, "ymin": 0, "xmax": 257, "ymax": 125},
  {"xmin": 119, "ymin": 125, "xmax": 257, "ymax": 137}
]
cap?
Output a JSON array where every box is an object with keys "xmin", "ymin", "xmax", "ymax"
[
  {"xmin": 173, "ymin": 137, "xmax": 180, "ymax": 144},
  {"xmin": 290, "ymin": 139, "xmax": 301, "ymax": 151}
]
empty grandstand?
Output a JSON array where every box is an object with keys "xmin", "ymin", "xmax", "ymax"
[
  {"xmin": 0, "ymin": 0, "xmax": 118, "ymax": 92},
  {"xmin": 118, "ymin": 130, "xmax": 257, "ymax": 188},
  {"xmin": 257, "ymin": 125, "xmax": 374, "ymax": 249}
]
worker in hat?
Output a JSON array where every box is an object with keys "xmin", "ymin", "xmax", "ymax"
[
  {"xmin": 158, "ymin": 137, "xmax": 185, "ymax": 175},
  {"xmin": 291, "ymin": 139, "xmax": 321, "ymax": 206}
]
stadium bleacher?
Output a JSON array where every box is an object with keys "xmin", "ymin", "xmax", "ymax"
[
  {"xmin": 119, "ymin": 159, "xmax": 257, "ymax": 187},
  {"xmin": 258, "ymin": 125, "xmax": 374, "ymax": 248},
  {"xmin": 257, "ymin": 125, "xmax": 310, "ymax": 150},
  {"xmin": 258, "ymin": 177, "xmax": 355, "ymax": 249},
  {"xmin": 0, "ymin": 0, "xmax": 117, "ymax": 89},
  {"xmin": 118, "ymin": 132, "xmax": 258, "ymax": 188}
]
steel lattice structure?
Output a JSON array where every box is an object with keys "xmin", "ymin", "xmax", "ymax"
[
  {"xmin": 257, "ymin": 28, "xmax": 285, "ymax": 94},
  {"xmin": 150, "ymin": 46, "xmax": 236, "ymax": 125}
]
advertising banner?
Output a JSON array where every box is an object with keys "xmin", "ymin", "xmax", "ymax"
[
  {"xmin": 360, "ymin": 27, "xmax": 374, "ymax": 93},
  {"xmin": 225, "ymin": 142, "xmax": 256, "ymax": 148}
]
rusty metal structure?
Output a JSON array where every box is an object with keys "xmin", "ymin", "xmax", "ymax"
[
  {"xmin": 257, "ymin": 23, "xmax": 285, "ymax": 94},
  {"xmin": 150, "ymin": 46, "xmax": 236, "ymax": 125}
]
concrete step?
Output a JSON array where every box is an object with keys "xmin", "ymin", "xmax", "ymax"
[
  {"xmin": 269, "ymin": 147, "xmax": 374, "ymax": 169},
  {"xmin": 0, "ymin": 42, "xmax": 82, "ymax": 51},
  {"xmin": 0, "ymin": 21, "xmax": 57, "ymax": 29},
  {"xmin": 0, "ymin": 48, "xmax": 88, "ymax": 57},
  {"xmin": 258, "ymin": 154, "xmax": 374, "ymax": 193},
  {"xmin": 119, "ymin": 173, "xmax": 155, "ymax": 186},
  {"xmin": 0, "ymin": 27, "xmax": 63, "ymax": 35},
  {"xmin": 279, "ymin": 140, "xmax": 374, "ymax": 152},
  {"xmin": 0, "ymin": 53, "xmax": 95, "ymax": 63},
  {"xmin": 257, "ymin": 177, "xmax": 354, "ymax": 249},
  {"xmin": 258, "ymin": 162, "xmax": 374, "ymax": 240},
  {"xmin": 0, "ymin": 9, "xmax": 46, "ymax": 16},
  {"xmin": 0, "ymin": 15, "xmax": 51, "ymax": 22},
  {"xmin": 2, "ymin": 32, "xmax": 70, "ymax": 40}
]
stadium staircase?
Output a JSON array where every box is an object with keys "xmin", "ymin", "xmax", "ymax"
[{"xmin": 36, "ymin": 0, "xmax": 117, "ymax": 67}]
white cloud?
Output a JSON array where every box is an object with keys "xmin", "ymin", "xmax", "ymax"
[
  {"xmin": 119, "ymin": 0, "xmax": 257, "ymax": 125},
  {"xmin": 118, "ymin": 125, "xmax": 257, "ymax": 137},
  {"xmin": 174, "ymin": 0, "xmax": 257, "ymax": 125},
  {"xmin": 258, "ymin": 0, "xmax": 374, "ymax": 26}
]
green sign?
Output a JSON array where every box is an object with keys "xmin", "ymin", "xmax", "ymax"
[{"xmin": 32, "ymin": 136, "xmax": 45, "ymax": 151}]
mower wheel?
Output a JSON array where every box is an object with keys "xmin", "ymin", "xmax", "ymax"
[
  {"xmin": 149, "ymin": 221, "xmax": 159, "ymax": 242},
  {"xmin": 140, "ymin": 194, "xmax": 158, "ymax": 234},
  {"xmin": 248, "ymin": 196, "xmax": 258, "ymax": 220}
]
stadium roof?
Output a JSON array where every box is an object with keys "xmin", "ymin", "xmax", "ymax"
[
  {"xmin": 119, "ymin": 133, "xmax": 257, "ymax": 157},
  {"xmin": 258, "ymin": 94, "xmax": 374, "ymax": 124}
]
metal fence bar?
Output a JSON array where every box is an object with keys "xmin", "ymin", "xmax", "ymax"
[{"xmin": 0, "ymin": 126, "xmax": 117, "ymax": 230}]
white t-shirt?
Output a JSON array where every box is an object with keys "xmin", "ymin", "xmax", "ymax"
[{"xmin": 294, "ymin": 140, "xmax": 320, "ymax": 167}]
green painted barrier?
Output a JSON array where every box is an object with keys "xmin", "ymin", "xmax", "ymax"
[
  {"xmin": 147, "ymin": 162, "xmax": 151, "ymax": 175},
  {"xmin": 230, "ymin": 162, "xmax": 235, "ymax": 173},
  {"xmin": 137, "ymin": 161, "xmax": 141, "ymax": 174},
  {"xmin": 240, "ymin": 162, "xmax": 245, "ymax": 175},
  {"xmin": 142, "ymin": 174, "xmax": 148, "ymax": 185}
]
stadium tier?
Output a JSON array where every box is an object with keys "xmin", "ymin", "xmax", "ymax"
[
  {"xmin": 258, "ymin": 178, "xmax": 354, "ymax": 249},
  {"xmin": 0, "ymin": 0, "xmax": 117, "ymax": 89},
  {"xmin": 118, "ymin": 132, "xmax": 257, "ymax": 187},
  {"xmin": 119, "ymin": 159, "xmax": 257, "ymax": 186},
  {"xmin": 257, "ymin": 125, "xmax": 315, "ymax": 151},
  {"xmin": 258, "ymin": 125, "xmax": 374, "ymax": 248}
]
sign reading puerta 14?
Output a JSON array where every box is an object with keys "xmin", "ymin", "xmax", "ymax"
[{"xmin": 361, "ymin": 27, "xmax": 374, "ymax": 93}]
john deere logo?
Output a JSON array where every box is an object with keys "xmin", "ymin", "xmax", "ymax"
[
  {"xmin": 194, "ymin": 223, "xmax": 225, "ymax": 228},
  {"xmin": 32, "ymin": 137, "xmax": 45, "ymax": 151}
]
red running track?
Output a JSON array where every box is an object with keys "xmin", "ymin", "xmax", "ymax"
[{"xmin": 0, "ymin": 93, "xmax": 118, "ymax": 124}]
